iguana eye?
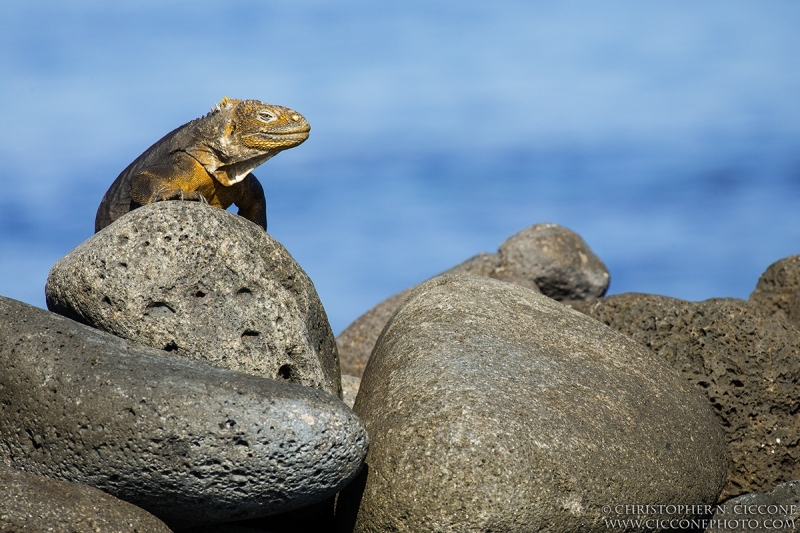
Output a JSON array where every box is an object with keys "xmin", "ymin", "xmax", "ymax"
[{"xmin": 257, "ymin": 111, "xmax": 276, "ymax": 123}]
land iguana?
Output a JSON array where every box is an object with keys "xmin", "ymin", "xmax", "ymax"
[{"xmin": 94, "ymin": 97, "xmax": 310, "ymax": 232}]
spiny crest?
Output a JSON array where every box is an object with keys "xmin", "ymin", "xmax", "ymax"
[{"xmin": 210, "ymin": 96, "xmax": 242, "ymax": 113}]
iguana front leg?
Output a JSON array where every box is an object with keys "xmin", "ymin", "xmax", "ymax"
[
  {"xmin": 129, "ymin": 152, "xmax": 210, "ymax": 208},
  {"xmin": 234, "ymin": 173, "xmax": 267, "ymax": 230}
]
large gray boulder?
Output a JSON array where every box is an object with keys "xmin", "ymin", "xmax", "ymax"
[
  {"xmin": 0, "ymin": 295, "xmax": 368, "ymax": 528},
  {"xmin": 572, "ymin": 293, "xmax": 800, "ymax": 500},
  {"xmin": 749, "ymin": 255, "xmax": 800, "ymax": 326},
  {"xmin": 491, "ymin": 222, "xmax": 610, "ymax": 299},
  {"xmin": 45, "ymin": 201, "xmax": 341, "ymax": 397},
  {"xmin": 0, "ymin": 463, "xmax": 173, "ymax": 533},
  {"xmin": 339, "ymin": 275, "xmax": 726, "ymax": 533},
  {"xmin": 337, "ymin": 223, "xmax": 608, "ymax": 377}
]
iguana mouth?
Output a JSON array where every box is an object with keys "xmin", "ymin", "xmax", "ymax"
[
  {"xmin": 242, "ymin": 130, "xmax": 310, "ymax": 151},
  {"xmin": 258, "ymin": 131, "xmax": 310, "ymax": 142}
]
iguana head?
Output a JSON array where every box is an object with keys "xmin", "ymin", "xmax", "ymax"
[{"xmin": 190, "ymin": 97, "xmax": 311, "ymax": 187}]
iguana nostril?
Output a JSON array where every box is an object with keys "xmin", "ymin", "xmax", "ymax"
[{"xmin": 291, "ymin": 114, "xmax": 300, "ymax": 122}]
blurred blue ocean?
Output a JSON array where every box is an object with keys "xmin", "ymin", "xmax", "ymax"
[{"xmin": 1, "ymin": 2, "xmax": 798, "ymax": 333}]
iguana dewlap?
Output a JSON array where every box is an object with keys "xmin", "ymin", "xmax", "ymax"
[{"xmin": 94, "ymin": 97, "xmax": 310, "ymax": 232}]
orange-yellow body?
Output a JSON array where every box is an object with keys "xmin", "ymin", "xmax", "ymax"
[{"xmin": 95, "ymin": 97, "xmax": 310, "ymax": 232}]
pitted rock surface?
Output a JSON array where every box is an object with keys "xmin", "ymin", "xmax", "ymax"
[
  {"xmin": 340, "ymin": 275, "xmax": 726, "ymax": 533},
  {"xmin": 339, "ymin": 221, "xmax": 609, "ymax": 377},
  {"xmin": 0, "ymin": 463, "xmax": 172, "ymax": 533},
  {"xmin": 0, "ymin": 295, "xmax": 368, "ymax": 528},
  {"xmin": 572, "ymin": 293, "xmax": 800, "ymax": 499},
  {"xmin": 492, "ymin": 222, "xmax": 610, "ymax": 299},
  {"xmin": 45, "ymin": 201, "xmax": 341, "ymax": 397},
  {"xmin": 749, "ymin": 255, "xmax": 800, "ymax": 325}
]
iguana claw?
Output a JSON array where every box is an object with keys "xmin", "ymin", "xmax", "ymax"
[{"xmin": 152, "ymin": 187, "xmax": 208, "ymax": 204}]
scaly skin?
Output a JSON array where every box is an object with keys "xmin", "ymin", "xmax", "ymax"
[{"xmin": 94, "ymin": 97, "xmax": 310, "ymax": 232}]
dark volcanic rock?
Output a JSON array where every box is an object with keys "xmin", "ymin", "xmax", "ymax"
[
  {"xmin": 707, "ymin": 481, "xmax": 800, "ymax": 533},
  {"xmin": 492, "ymin": 222, "xmax": 610, "ymax": 299},
  {"xmin": 0, "ymin": 295, "xmax": 368, "ymax": 528},
  {"xmin": 749, "ymin": 255, "xmax": 800, "ymax": 325},
  {"xmin": 340, "ymin": 275, "xmax": 726, "ymax": 533},
  {"xmin": 45, "ymin": 201, "xmax": 341, "ymax": 397},
  {"xmin": 0, "ymin": 463, "xmax": 172, "ymax": 533},
  {"xmin": 572, "ymin": 293, "xmax": 800, "ymax": 500},
  {"xmin": 337, "ymin": 222, "xmax": 608, "ymax": 378}
]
